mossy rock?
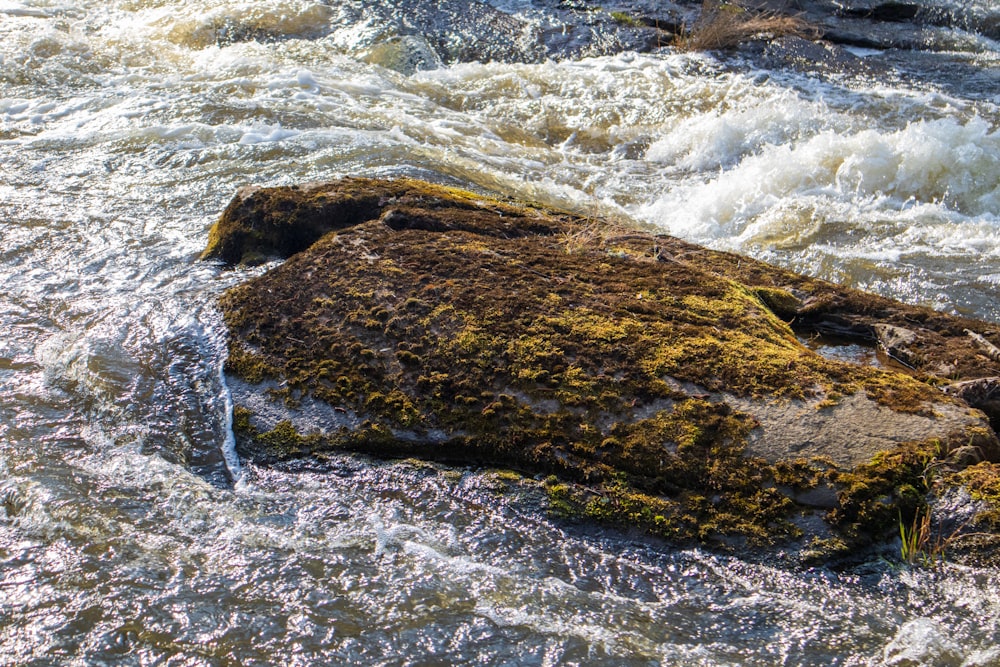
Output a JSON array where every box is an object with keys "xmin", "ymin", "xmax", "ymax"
[{"xmin": 207, "ymin": 177, "xmax": 1000, "ymax": 563}]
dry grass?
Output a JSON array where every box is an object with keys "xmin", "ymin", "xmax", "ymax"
[
  {"xmin": 674, "ymin": 0, "xmax": 820, "ymax": 51},
  {"xmin": 558, "ymin": 216, "xmax": 666, "ymax": 259}
]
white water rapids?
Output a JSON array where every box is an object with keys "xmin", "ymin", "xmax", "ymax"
[{"xmin": 2, "ymin": 0, "xmax": 1000, "ymax": 663}]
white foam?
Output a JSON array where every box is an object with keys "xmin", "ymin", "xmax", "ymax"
[
  {"xmin": 645, "ymin": 91, "xmax": 830, "ymax": 172},
  {"xmin": 843, "ymin": 46, "xmax": 883, "ymax": 58},
  {"xmin": 143, "ymin": 0, "xmax": 334, "ymax": 49},
  {"xmin": 237, "ymin": 124, "xmax": 300, "ymax": 145},
  {"xmin": 0, "ymin": 1, "xmax": 55, "ymax": 17},
  {"xmin": 883, "ymin": 618, "xmax": 962, "ymax": 666},
  {"xmin": 639, "ymin": 116, "xmax": 1000, "ymax": 243}
]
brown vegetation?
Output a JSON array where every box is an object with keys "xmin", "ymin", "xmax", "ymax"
[{"xmin": 674, "ymin": 0, "xmax": 820, "ymax": 51}]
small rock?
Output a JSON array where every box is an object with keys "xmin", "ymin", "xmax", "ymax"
[
  {"xmin": 874, "ymin": 323, "xmax": 920, "ymax": 368},
  {"xmin": 946, "ymin": 377, "xmax": 1000, "ymax": 434}
]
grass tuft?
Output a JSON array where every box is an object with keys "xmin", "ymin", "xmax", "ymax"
[
  {"xmin": 898, "ymin": 507, "xmax": 970, "ymax": 567},
  {"xmin": 674, "ymin": 0, "xmax": 819, "ymax": 51},
  {"xmin": 899, "ymin": 508, "xmax": 930, "ymax": 565}
]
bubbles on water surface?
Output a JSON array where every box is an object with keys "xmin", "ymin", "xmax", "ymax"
[{"xmin": 4, "ymin": 416, "xmax": 1000, "ymax": 665}]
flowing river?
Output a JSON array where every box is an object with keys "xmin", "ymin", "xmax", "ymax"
[{"xmin": 2, "ymin": 0, "xmax": 1000, "ymax": 663}]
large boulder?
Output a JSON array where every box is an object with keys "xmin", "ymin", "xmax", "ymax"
[{"xmin": 205, "ymin": 177, "xmax": 1000, "ymax": 564}]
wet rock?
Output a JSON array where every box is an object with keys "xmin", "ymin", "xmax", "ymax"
[
  {"xmin": 839, "ymin": 2, "xmax": 920, "ymax": 23},
  {"xmin": 838, "ymin": 0, "xmax": 1000, "ymax": 40},
  {"xmin": 749, "ymin": 0, "xmax": 999, "ymax": 52},
  {"xmin": 731, "ymin": 392, "xmax": 983, "ymax": 468},
  {"xmin": 326, "ymin": 0, "xmax": 680, "ymax": 69},
  {"xmin": 359, "ymin": 35, "xmax": 444, "ymax": 75},
  {"xmin": 742, "ymin": 35, "xmax": 892, "ymax": 80},
  {"xmin": 946, "ymin": 462, "xmax": 1000, "ymax": 567},
  {"xmin": 929, "ymin": 486, "xmax": 987, "ymax": 540},
  {"xmin": 946, "ymin": 377, "xmax": 1000, "ymax": 434},
  {"xmin": 874, "ymin": 323, "xmax": 919, "ymax": 368},
  {"xmin": 206, "ymin": 177, "xmax": 1000, "ymax": 563},
  {"xmin": 964, "ymin": 648, "xmax": 1000, "ymax": 667},
  {"xmin": 785, "ymin": 481, "xmax": 839, "ymax": 510},
  {"xmin": 319, "ymin": 0, "xmax": 999, "ymax": 70}
]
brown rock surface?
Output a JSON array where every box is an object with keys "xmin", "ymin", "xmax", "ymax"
[{"xmin": 206, "ymin": 177, "xmax": 1000, "ymax": 563}]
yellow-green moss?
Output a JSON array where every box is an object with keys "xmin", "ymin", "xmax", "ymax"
[
  {"xmin": 232, "ymin": 405, "xmax": 254, "ymax": 433},
  {"xmin": 610, "ymin": 10, "xmax": 644, "ymax": 27},
  {"xmin": 830, "ymin": 439, "xmax": 943, "ymax": 542},
  {"xmin": 543, "ymin": 476, "xmax": 579, "ymax": 517},
  {"xmin": 490, "ymin": 469, "xmax": 525, "ymax": 483},
  {"xmin": 751, "ymin": 286, "xmax": 802, "ymax": 319},
  {"xmin": 952, "ymin": 462, "xmax": 1000, "ymax": 529},
  {"xmin": 232, "ymin": 415, "xmax": 324, "ymax": 461},
  {"xmin": 800, "ymin": 536, "xmax": 853, "ymax": 564},
  {"xmin": 211, "ymin": 178, "xmax": 1000, "ymax": 556}
]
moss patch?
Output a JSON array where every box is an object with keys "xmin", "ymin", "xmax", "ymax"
[
  {"xmin": 952, "ymin": 462, "xmax": 1000, "ymax": 530},
  {"xmin": 830, "ymin": 439, "xmax": 942, "ymax": 543},
  {"xmin": 210, "ymin": 177, "xmax": 1000, "ymax": 558},
  {"xmin": 610, "ymin": 11, "xmax": 644, "ymax": 27}
]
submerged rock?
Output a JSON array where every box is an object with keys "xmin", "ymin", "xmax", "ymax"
[
  {"xmin": 205, "ymin": 177, "xmax": 1000, "ymax": 564},
  {"xmin": 330, "ymin": 0, "xmax": 670, "ymax": 72}
]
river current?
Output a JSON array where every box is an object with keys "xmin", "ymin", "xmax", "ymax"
[{"xmin": 2, "ymin": 0, "xmax": 1000, "ymax": 664}]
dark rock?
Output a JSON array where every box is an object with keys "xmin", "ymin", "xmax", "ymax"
[
  {"xmin": 206, "ymin": 177, "xmax": 1000, "ymax": 564},
  {"xmin": 874, "ymin": 323, "xmax": 920, "ymax": 369},
  {"xmin": 753, "ymin": 0, "xmax": 999, "ymax": 52},
  {"xmin": 313, "ymin": 0, "xmax": 1000, "ymax": 73},
  {"xmin": 817, "ymin": 28, "xmax": 893, "ymax": 50},
  {"xmin": 947, "ymin": 377, "xmax": 1000, "ymax": 435},
  {"xmin": 839, "ymin": 3, "xmax": 920, "ymax": 23},
  {"xmin": 335, "ymin": 0, "xmax": 686, "ymax": 71},
  {"xmin": 741, "ymin": 35, "xmax": 895, "ymax": 79}
]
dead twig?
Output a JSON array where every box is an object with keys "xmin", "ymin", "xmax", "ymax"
[{"xmin": 966, "ymin": 329, "xmax": 1000, "ymax": 363}]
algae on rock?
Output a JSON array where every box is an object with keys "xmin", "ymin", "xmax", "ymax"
[{"xmin": 206, "ymin": 177, "xmax": 1000, "ymax": 563}]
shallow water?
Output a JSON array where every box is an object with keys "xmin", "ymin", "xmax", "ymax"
[{"xmin": 2, "ymin": 0, "xmax": 1000, "ymax": 663}]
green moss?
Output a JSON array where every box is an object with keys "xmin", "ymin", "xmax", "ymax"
[
  {"xmin": 751, "ymin": 286, "xmax": 801, "ymax": 319},
  {"xmin": 211, "ymin": 177, "xmax": 999, "ymax": 555},
  {"xmin": 491, "ymin": 469, "xmax": 524, "ymax": 483},
  {"xmin": 260, "ymin": 420, "xmax": 317, "ymax": 455},
  {"xmin": 231, "ymin": 412, "xmax": 323, "ymax": 461},
  {"xmin": 951, "ymin": 462, "xmax": 1000, "ymax": 529},
  {"xmin": 583, "ymin": 482, "xmax": 689, "ymax": 539},
  {"xmin": 232, "ymin": 405, "xmax": 254, "ymax": 433},
  {"xmin": 364, "ymin": 390, "xmax": 421, "ymax": 427},
  {"xmin": 773, "ymin": 458, "xmax": 829, "ymax": 489},
  {"xmin": 800, "ymin": 537, "xmax": 852, "ymax": 564},
  {"xmin": 531, "ymin": 399, "xmax": 805, "ymax": 547},
  {"xmin": 829, "ymin": 439, "xmax": 943, "ymax": 542},
  {"xmin": 543, "ymin": 476, "xmax": 578, "ymax": 517},
  {"xmin": 396, "ymin": 350, "xmax": 421, "ymax": 366},
  {"xmin": 610, "ymin": 11, "xmax": 644, "ymax": 27},
  {"xmin": 543, "ymin": 468, "xmax": 799, "ymax": 547}
]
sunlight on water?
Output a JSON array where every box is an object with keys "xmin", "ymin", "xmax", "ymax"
[
  {"xmin": 4, "ymin": 449, "xmax": 1000, "ymax": 663},
  {"xmin": 2, "ymin": 0, "xmax": 1000, "ymax": 662}
]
